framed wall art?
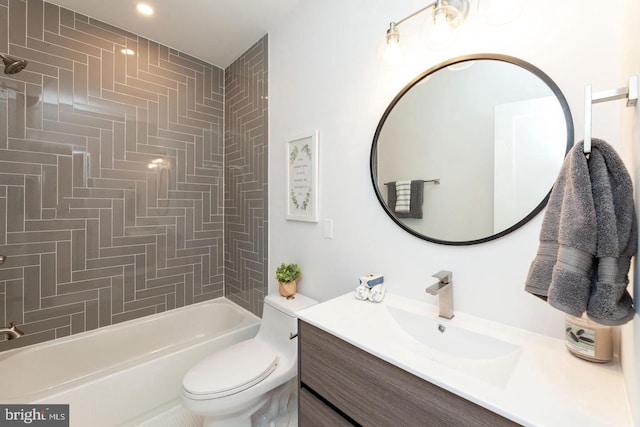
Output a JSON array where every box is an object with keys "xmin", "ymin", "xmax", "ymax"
[{"xmin": 286, "ymin": 130, "xmax": 319, "ymax": 222}]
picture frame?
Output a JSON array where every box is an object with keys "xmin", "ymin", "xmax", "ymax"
[{"xmin": 286, "ymin": 130, "xmax": 319, "ymax": 222}]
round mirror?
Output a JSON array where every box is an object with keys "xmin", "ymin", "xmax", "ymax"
[{"xmin": 371, "ymin": 54, "xmax": 573, "ymax": 245}]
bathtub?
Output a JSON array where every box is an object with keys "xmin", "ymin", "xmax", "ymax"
[{"xmin": 0, "ymin": 298, "xmax": 260, "ymax": 426}]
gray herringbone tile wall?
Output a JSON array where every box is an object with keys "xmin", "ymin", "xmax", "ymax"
[
  {"xmin": 224, "ymin": 36, "xmax": 268, "ymax": 316},
  {"xmin": 0, "ymin": 0, "xmax": 268, "ymax": 351}
]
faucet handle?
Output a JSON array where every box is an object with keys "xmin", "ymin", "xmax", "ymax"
[{"xmin": 431, "ymin": 270, "xmax": 452, "ymax": 284}]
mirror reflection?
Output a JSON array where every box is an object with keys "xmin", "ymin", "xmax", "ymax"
[{"xmin": 371, "ymin": 55, "xmax": 573, "ymax": 245}]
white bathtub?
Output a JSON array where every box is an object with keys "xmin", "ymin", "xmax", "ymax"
[{"xmin": 0, "ymin": 298, "xmax": 261, "ymax": 426}]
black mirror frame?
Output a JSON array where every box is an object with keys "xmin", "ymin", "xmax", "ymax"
[{"xmin": 370, "ymin": 53, "xmax": 574, "ymax": 245}]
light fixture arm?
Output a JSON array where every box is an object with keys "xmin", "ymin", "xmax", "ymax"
[
  {"xmin": 385, "ymin": 0, "xmax": 469, "ymax": 45},
  {"xmin": 389, "ymin": 0, "xmax": 440, "ymax": 28}
]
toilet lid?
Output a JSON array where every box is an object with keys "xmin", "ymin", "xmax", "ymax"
[{"xmin": 183, "ymin": 339, "xmax": 279, "ymax": 399}]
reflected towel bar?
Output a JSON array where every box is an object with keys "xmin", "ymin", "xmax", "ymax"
[
  {"xmin": 584, "ymin": 75, "xmax": 638, "ymax": 155},
  {"xmin": 384, "ymin": 179, "xmax": 440, "ymax": 185}
]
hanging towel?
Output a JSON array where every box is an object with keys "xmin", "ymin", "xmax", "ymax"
[
  {"xmin": 524, "ymin": 139, "xmax": 636, "ymax": 326},
  {"xmin": 387, "ymin": 180, "xmax": 424, "ymax": 219},
  {"xmin": 395, "ymin": 181, "xmax": 411, "ymax": 213}
]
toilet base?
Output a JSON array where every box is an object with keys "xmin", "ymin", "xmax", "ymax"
[
  {"xmin": 252, "ymin": 380, "xmax": 294, "ymax": 427},
  {"xmin": 202, "ymin": 380, "xmax": 294, "ymax": 427}
]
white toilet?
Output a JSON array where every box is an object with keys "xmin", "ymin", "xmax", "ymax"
[{"xmin": 181, "ymin": 293, "xmax": 317, "ymax": 427}]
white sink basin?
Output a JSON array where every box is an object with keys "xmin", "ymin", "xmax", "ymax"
[
  {"xmin": 385, "ymin": 304, "xmax": 522, "ymax": 386},
  {"xmin": 386, "ymin": 306, "xmax": 520, "ymax": 360}
]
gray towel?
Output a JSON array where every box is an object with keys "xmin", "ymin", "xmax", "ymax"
[
  {"xmin": 524, "ymin": 139, "xmax": 636, "ymax": 326},
  {"xmin": 387, "ymin": 180, "xmax": 424, "ymax": 219}
]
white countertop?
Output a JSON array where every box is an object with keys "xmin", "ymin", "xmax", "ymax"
[{"xmin": 297, "ymin": 292, "xmax": 632, "ymax": 427}]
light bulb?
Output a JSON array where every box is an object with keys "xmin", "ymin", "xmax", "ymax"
[
  {"xmin": 430, "ymin": 10, "xmax": 453, "ymax": 46},
  {"xmin": 136, "ymin": 3, "xmax": 154, "ymax": 16},
  {"xmin": 384, "ymin": 40, "xmax": 402, "ymax": 65}
]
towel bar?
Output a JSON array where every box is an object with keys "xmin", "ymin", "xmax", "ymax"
[{"xmin": 584, "ymin": 75, "xmax": 638, "ymax": 155}]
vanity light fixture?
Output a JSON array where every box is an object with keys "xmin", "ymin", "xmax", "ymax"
[{"xmin": 385, "ymin": 0, "xmax": 470, "ymax": 51}]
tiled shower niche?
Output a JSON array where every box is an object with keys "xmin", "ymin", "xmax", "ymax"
[{"xmin": 0, "ymin": 0, "xmax": 268, "ymax": 350}]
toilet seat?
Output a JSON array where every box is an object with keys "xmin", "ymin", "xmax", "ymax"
[{"xmin": 183, "ymin": 339, "xmax": 279, "ymax": 399}]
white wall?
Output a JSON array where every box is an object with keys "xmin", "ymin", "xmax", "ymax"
[{"xmin": 268, "ymin": 0, "xmax": 626, "ymax": 337}]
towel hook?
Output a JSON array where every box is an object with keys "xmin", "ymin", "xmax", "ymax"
[{"xmin": 584, "ymin": 75, "xmax": 638, "ymax": 156}]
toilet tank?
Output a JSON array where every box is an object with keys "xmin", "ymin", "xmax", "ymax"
[{"xmin": 256, "ymin": 293, "xmax": 317, "ymax": 354}]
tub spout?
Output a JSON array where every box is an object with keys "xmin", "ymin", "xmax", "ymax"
[{"xmin": 1, "ymin": 322, "xmax": 24, "ymax": 340}]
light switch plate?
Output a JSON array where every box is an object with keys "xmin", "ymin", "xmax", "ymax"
[{"xmin": 323, "ymin": 219, "xmax": 333, "ymax": 239}]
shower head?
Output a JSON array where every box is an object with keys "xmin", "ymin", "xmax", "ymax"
[{"xmin": 0, "ymin": 54, "xmax": 27, "ymax": 74}]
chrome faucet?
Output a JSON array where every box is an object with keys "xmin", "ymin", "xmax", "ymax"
[
  {"xmin": 426, "ymin": 270, "xmax": 454, "ymax": 319},
  {"xmin": 1, "ymin": 322, "xmax": 24, "ymax": 340}
]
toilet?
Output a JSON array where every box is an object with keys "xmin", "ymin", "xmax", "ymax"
[{"xmin": 181, "ymin": 293, "xmax": 317, "ymax": 427}]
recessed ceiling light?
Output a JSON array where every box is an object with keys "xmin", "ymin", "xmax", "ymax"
[
  {"xmin": 121, "ymin": 48, "xmax": 135, "ymax": 55},
  {"xmin": 136, "ymin": 3, "xmax": 154, "ymax": 16}
]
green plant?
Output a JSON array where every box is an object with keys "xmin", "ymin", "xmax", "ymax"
[{"xmin": 275, "ymin": 263, "xmax": 301, "ymax": 283}]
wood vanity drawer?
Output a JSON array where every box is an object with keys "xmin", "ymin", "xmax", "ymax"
[
  {"xmin": 299, "ymin": 388, "xmax": 354, "ymax": 427},
  {"xmin": 299, "ymin": 320, "xmax": 520, "ymax": 427}
]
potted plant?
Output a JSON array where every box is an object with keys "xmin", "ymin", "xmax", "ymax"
[{"xmin": 275, "ymin": 263, "xmax": 301, "ymax": 298}]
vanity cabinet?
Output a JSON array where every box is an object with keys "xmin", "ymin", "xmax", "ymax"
[{"xmin": 298, "ymin": 320, "xmax": 520, "ymax": 427}]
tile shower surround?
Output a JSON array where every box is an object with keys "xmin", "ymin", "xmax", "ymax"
[
  {"xmin": 0, "ymin": 0, "xmax": 268, "ymax": 350},
  {"xmin": 224, "ymin": 38, "xmax": 268, "ymax": 316}
]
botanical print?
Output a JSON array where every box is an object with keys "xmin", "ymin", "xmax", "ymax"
[
  {"xmin": 289, "ymin": 142, "xmax": 313, "ymax": 212},
  {"xmin": 286, "ymin": 131, "xmax": 318, "ymax": 222}
]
